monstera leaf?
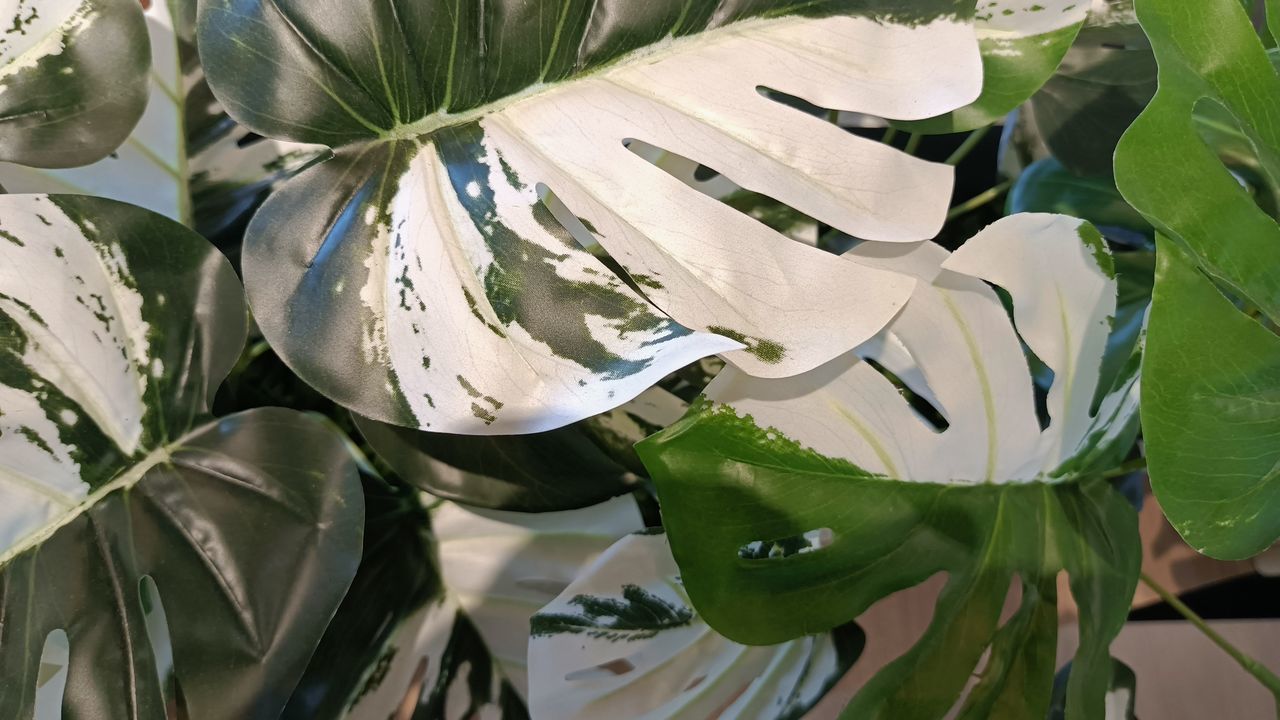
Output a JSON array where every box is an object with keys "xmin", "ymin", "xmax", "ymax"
[
  {"xmin": 194, "ymin": 0, "xmax": 1004, "ymax": 434},
  {"xmin": 900, "ymin": 0, "xmax": 1091, "ymax": 133},
  {"xmin": 0, "ymin": 0, "xmax": 149, "ymax": 168},
  {"xmin": 639, "ymin": 214, "xmax": 1142, "ymax": 720},
  {"xmin": 290, "ymin": 489, "xmax": 642, "ymax": 719},
  {"xmin": 355, "ymin": 385, "xmax": 686, "ymax": 511},
  {"xmin": 0, "ymin": 194, "xmax": 364, "ymax": 718},
  {"xmin": 1023, "ymin": 0, "xmax": 1157, "ymax": 177},
  {"xmin": 1114, "ymin": 0, "xmax": 1280, "ymax": 559},
  {"xmin": 0, "ymin": 0, "xmax": 323, "ymax": 238},
  {"xmin": 528, "ymin": 530, "xmax": 862, "ymax": 720}
]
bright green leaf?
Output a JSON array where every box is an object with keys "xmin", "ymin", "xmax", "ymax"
[
  {"xmin": 1114, "ymin": 0, "xmax": 1280, "ymax": 558},
  {"xmin": 638, "ymin": 214, "xmax": 1142, "ymax": 719}
]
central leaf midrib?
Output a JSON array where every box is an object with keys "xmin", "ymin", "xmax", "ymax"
[
  {"xmin": 0, "ymin": 429, "xmax": 200, "ymax": 568},
  {"xmin": 377, "ymin": 15, "xmax": 807, "ymax": 142}
]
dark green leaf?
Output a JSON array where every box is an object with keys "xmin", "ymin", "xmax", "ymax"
[
  {"xmin": 0, "ymin": 0, "xmax": 150, "ymax": 168},
  {"xmin": 0, "ymin": 194, "xmax": 363, "ymax": 719}
]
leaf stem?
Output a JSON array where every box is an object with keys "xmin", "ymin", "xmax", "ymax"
[
  {"xmin": 904, "ymin": 131, "xmax": 923, "ymax": 155},
  {"xmin": 946, "ymin": 180, "xmax": 1012, "ymax": 221},
  {"xmin": 1140, "ymin": 571, "xmax": 1280, "ymax": 700},
  {"xmin": 1100, "ymin": 457, "xmax": 1147, "ymax": 480},
  {"xmin": 946, "ymin": 126, "xmax": 992, "ymax": 165}
]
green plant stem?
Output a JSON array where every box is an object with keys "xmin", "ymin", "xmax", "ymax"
[
  {"xmin": 946, "ymin": 180, "xmax": 1012, "ymax": 221},
  {"xmin": 946, "ymin": 126, "xmax": 991, "ymax": 165},
  {"xmin": 881, "ymin": 127, "xmax": 899, "ymax": 145},
  {"xmin": 903, "ymin": 131, "xmax": 923, "ymax": 155},
  {"xmin": 1140, "ymin": 571, "xmax": 1280, "ymax": 701},
  {"xmin": 1100, "ymin": 457, "xmax": 1147, "ymax": 480}
]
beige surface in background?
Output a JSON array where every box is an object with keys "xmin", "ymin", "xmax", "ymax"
[{"xmin": 804, "ymin": 486, "xmax": 1278, "ymax": 718}]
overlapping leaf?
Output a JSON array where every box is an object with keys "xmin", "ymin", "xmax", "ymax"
[
  {"xmin": 639, "ymin": 214, "xmax": 1142, "ymax": 719},
  {"xmin": 901, "ymin": 0, "xmax": 1092, "ymax": 133},
  {"xmin": 0, "ymin": 0, "xmax": 149, "ymax": 167},
  {"xmin": 0, "ymin": 194, "xmax": 363, "ymax": 719},
  {"xmin": 355, "ymin": 385, "xmax": 686, "ymax": 511},
  {"xmin": 194, "ymin": 0, "xmax": 1004, "ymax": 434},
  {"xmin": 289, "ymin": 491, "xmax": 642, "ymax": 719},
  {"xmin": 528, "ymin": 531, "xmax": 862, "ymax": 720},
  {"xmin": 0, "ymin": 0, "xmax": 323, "ymax": 238},
  {"xmin": 1114, "ymin": 0, "xmax": 1280, "ymax": 559}
]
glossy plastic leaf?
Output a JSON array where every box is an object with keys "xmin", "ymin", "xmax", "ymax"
[
  {"xmin": 1113, "ymin": 0, "xmax": 1280, "ymax": 558},
  {"xmin": 1024, "ymin": 2, "xmax": 1156, "ymax": 176},
  {"xmin": 0, "ymin": 194, "xmax": 364, "ymax": 719},
  {"xmin": 196, "ymin": 0, "xmax": 993, "ymax": 434},
  {"xmin": 638, "ymin": 214, "xmax": 1142, "ymax": 719},
  {"xmin": 284, "ymin": 476, "xmax": 530, "ymax": 720},
  {"xmin": 900, "ymin": 0, "xmax": 1091, "ymax": 133},
  {"xmin": 0, "ymin": 0, "xmax": 323, "ymax": 232},
  {"xmin": 296, "ymin": 492, "xmax": 643, "ymax": 719},
  {"xmin": 354, "ymin": 386, "xmax": 685, "ymax": 511},
  {"xmin": 0, "ymin": 0, "xmax": 149, "ymax": 168},
  {"xmin": 1007, "ymin": 158, "xmax": 1152, "ymax": 236},
  {"xmin": 528, "ymin": 531, "xmax": 863, "ymax": 720}
]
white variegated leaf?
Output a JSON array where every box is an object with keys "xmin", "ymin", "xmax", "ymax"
[
  {"xmin": 528, "ymin": 531, "xmax": 858, "ymax": 720},
  {"xmin": 0, "ymin": 0, "xmax": 149, "ymax": 168},
  {"xmin": 343, "ymin": 495, "xmax": 643, "ymax": 719},
  {"xmin": 202, "ymin": 2, "xmax": 991, "ymax": 434},
  {"xmin": 704, "ymin": 213, "xmax": 1140, "ymax": 484},
  {"xmin": 0, "ymin": 194, "xmax": 362, "ymax": 720},
  {"xmin": 905, "ymin": 0, "xmax": 1092, "ymax": 131},
  {"xmin": 0, "ymin": 0, "xmax": 322, "ymax": 227}
]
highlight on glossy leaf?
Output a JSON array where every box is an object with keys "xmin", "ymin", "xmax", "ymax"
[
  {"xmin": 0, "ymin": 0, "xmax": 325, "ymax": 234},
  {"xmin": 0, "ymin": 194, "xmax": 363, "ymax": 719},
  {"xmin": 638, "ymin": 213, "xmax": 1143, "ymax": 720},
  {"xmin": 527, "ymin": 530, "xmax": 862, "ymax": 720},
  {"xmin": 1114, "ymin": 0, "xmax": 1280, "ymax": 559},
  {"xmin": 0, "ymin": 0, "xmax": 150, "ymax": 168},
  {"xmin": 194, "ymin": 0, "xmax": 1004, "ymax": 435},
  {"xmin": 303, "ymin": 493, "xmax": 642, "ymax": 719}
]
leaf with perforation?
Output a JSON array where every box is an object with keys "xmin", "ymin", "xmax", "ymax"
[
  {"xmin": 0, "ymin": 194, "xmax": 363, "ymax": 719},
  {"xmin": 638, "ymin": 214, "xmax": 1142, "ymax": 719},
  {"xmin": 528, "ymin": 531, "xmax": 863, "ymax": 720},
  {"xmin": 0, "ymin": 0, "xmax": 149, "ymax": 167},
  {"xmin": 1113, "ymin": 0, "xmax": 1280, "ymax": 559},
  {"xmin": 195, "ymin": 0, "xmax": 1000, "ymax": 434}
]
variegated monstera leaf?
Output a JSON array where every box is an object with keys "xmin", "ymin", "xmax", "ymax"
[
  {"xmin": 289, "ymin": 492, "xmax": 644, "ymax": 719},
  {"xmin": 0, "ymin": 0, "xmax": 149, "ymax": 168},
  {"xmin": 639, "ymin": 214, "xmax": 1144, "ymax": 720},
  {"xmin": 0, "ymin": 0, "xmax": 324, "ymax": 239},
  {"xmin": 528, "ymin": 530, "xmax": 862, "ymax": 720},
  {"xmin": 904, "ymin": 0, "xmax": 1095, "ymax": 132},
  {"xmin": 0, "ymin": 195, "xmax": 363, "ymax": 719},
  {"xmin": 194, "ymin": 0, "xmax": 1014, "ymax": 435}
]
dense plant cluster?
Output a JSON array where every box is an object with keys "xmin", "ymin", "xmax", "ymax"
[{"xmin": 1, "ymin": 0, "xmax": 1277, "ymax": 718}]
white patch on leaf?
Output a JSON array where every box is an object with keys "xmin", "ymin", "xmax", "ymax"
[
  {"xmin": 0, "ymin": 195, "xmax": 151, "ymax": 456},
  {"xmin": 528, "ymin": 532, "xmax": 848, "ymax": 720},
  {"xmin": 706, "ymin": 214, "xmax": 1136, "ymax": 484},
  {"xmin": 0, "ymin": 0, "xmax": 97, "ymax": 90}
]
